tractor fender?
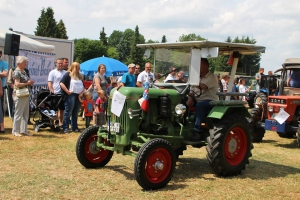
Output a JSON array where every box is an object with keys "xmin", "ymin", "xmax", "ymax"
[
  {"xmin": 207, "ymin": 104, "xmax": 251, "ymax": 120},
  {"xmin": 205, "ymin": 105, "xmax": 250, "ymax": 129}
]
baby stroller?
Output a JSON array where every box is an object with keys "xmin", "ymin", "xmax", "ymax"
[{"xmin": 32, "ymin": 89, "xmax": 62, "ymax": 132}]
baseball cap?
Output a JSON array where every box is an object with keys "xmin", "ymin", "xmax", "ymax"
[
  {"xmin": 128, "ymin": 63, "xmax": 135, "ymax": 68},
  {"xmin": 215, "ymin": 73, "xmax": 220, "ymax": 76}
]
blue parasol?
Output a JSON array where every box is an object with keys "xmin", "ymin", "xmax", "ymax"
[{"xmin": 80, "ymin": 56, "xmax": 128, "ymax": 77}]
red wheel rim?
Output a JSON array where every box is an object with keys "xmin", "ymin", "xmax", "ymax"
[
  {"xmin": 84, "ymin": 134, "xmax": 110, "ymax": 163},
  {"xmin": 145, "ymin": 148, "xmax": 172, "ymax": 183},
  {"xmin": 224, "ymin": 127, "xmax": 247, "ymax": 166}
]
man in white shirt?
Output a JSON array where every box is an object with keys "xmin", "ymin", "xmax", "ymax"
[
  {"xmin": 48, "ymin": 58, "xmax": 66, "ymax": 127},
  {"xmin": 164, "ymin": 67, "xmax": 177, "ymax": 82},
  {"xmin": 136, "ymin": 62, "xmax": 154, "ymax": 87},
  {"xmin": 62, "ymin": 57, "xmax": 69, "ymax": 71}
]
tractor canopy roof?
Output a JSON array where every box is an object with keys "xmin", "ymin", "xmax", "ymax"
[
  {"xmin": 274, "ymin": 58, "xmax": 300, "ymax": 73},
  {"xmin": 137, "ymin": 40, "xmax": 266, "ymax": 55}
]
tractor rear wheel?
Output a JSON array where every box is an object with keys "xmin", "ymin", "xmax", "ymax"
[
  {"xmin": 134, "ymin": 138, "xmax": 176, "ymax": 190},
  {"xmin": 76, "ymin": 126, "xmax": 113, "ymax": 168},
  {"xmin": 249, "ymin": 108, "xmax": 265, "ymax": 142},
  {"xmin": 277, "ymin": 131, "xmax": 296, "ymax": 138},
  {"xmin": 206, "ymin": 114, "xmax": 253, "ymax": 176},
  {"xmin": 254, "ymin": 92, "xmax": 268, "ymax": 109}
]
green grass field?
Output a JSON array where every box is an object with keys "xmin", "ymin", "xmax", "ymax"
[{"xmin": 0, "ymin": 116, "xmax": 299, "ymax": 199}]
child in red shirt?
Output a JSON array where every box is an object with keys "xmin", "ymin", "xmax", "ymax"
[
  {"xmin": 94, "ymin": 89, "xmax": 107, "ymax": 126},
  {"xmin": 80, "ymin": 92, "xmax": 94, "ymax": 128}
]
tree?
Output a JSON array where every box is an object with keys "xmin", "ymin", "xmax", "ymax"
[
  {"xmin": 161, "ymin": 35, "xmax": 167, "ymax": 43},
  {"xmin": 108, "ymin": 30, "xmax": 123, "ymax": 47},
  {"xmin": 214, "ymin": 36, "xmax": 261, "ymax": 76},
  {"xmin": 35, "ymin": 7, "xmax": 60, "ymax": 38},
  {"xmin": 35, "ymin": 7, "xmax": 68, "ymax": 39},
  {"xmin": 100, "ymin": 27, "xmax": 108, "ymax": 46},
  {"xmin": 147, "ymin": 39, "xmax": 159, "ymax": 43},
  {"xmin": 107, "ymin": 47, "xmax": 119, "ymax": 60},
  {"xmin": 74, "ymin": 38, "xmax": 107, "ymax": 63},
  {"xmin": 178, "ymin": 33, "xmax": 205, "ymax": 42},
  {"xmin": 128, "ymin": 25, "xmax": 145, "ymax": 66},
  {"xmin": 57, "ymin": 19, "xmax": 68, "ymax": 39},
  {"xmin": 117, "ymin": 28, "xmax": 134, "ymax": 63}
]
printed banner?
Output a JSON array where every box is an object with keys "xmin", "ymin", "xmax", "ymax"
[{"xmin": 19, "ymin": 50, "xmax": 55, "ymax": 86}]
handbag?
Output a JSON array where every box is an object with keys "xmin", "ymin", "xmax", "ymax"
[{"xmin": 16, "ymin": 87, "xmax": 30, "ymax": 98}]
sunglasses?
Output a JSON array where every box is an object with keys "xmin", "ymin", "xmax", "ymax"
[{"xmin": 135, "ymin": 68, "xmax": 140, "ymax": 69}]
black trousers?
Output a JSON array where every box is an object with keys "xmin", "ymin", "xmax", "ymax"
[{"xmin": 7, "ymin": 86, "xmax": 14, "ymax": 117}]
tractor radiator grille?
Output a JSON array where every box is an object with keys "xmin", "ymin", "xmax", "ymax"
[{"xmin": 109, "ymin": 102, "xmax": 127, "ymax": 135}]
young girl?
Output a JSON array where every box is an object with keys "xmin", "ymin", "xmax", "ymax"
[
  {"xmin": 239, "ymin": 78, "xmax": 252, "ymax": 105},
  {"xmin": 94, "ymin": 89, "xmax": 107, "ymax": 126},
  {"xmin": 80, "ymin": 92, "xmax": 94, "ymax": 128}
]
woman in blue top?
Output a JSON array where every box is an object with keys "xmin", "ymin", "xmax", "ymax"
[{"xmin": 287, "ymin": 69, "xmax": 300, "ymax": 88}]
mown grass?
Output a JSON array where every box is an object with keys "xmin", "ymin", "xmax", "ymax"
[{"xmin": 0, "ymin": 116, "xmax": 299, "ymax": 200}]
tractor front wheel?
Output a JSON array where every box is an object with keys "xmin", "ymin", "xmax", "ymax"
[
  {"xmin": 206, "ymin": 114, "xmax": 253, "ymax": 176},
  {"xmin": 254, "ymin": 92, "xmax": 268, "ymax": 108},
  {"xmin": 249, "ymin": 108, "xmax": 265, "ymax": 142},
  {"xmin": 76, "ymin": 126, "xmax": 113, "ymax": 168},
  {"xmin": 134, "ymin": 138, "xmax": 176, "ymax": 190}
]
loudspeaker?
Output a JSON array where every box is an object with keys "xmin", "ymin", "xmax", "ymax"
[{"xmin": 4, "ymin": 33, "xmax": 20, "ymax": 56}]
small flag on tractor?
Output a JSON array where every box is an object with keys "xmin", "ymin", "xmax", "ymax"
[{"xmin": 138, "ymin": 75, "xmax": 149, "ymax": 112}]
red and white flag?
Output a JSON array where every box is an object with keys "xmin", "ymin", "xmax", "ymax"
[{"xmin": 138, "ymin": 74, "xmax": 149, "ymax": 112}]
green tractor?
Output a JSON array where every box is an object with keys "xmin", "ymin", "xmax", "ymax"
[{"xmin": 76, "ymin": 41, "xmax": 266, "ymax": 190}]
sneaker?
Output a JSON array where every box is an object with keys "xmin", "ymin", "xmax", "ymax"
[
  {"xmin": 22, "ymin": 132, "xmax": 33, "ymax": 136},
  {"xmin": 56, "ymin": 125, "xmax": 62, "ymax": 131},
  {"xmin": 73, "ymin": 128, "xmax": 81, "ymax": 132},
  {"xmin": 63, "ymin": 130, "xmax": 69, "ymax": 134},
  {"xmin": 13, "ymin": 133, "xmax": 22, "ymax": 137}
]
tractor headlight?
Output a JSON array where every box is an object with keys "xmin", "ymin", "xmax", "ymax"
[
  {"xmin": 175, "ymin": 104, "xmax": 186, "ymax": 115},
  {"xmin": 127, "ymin": 108, "xmax": 141, "ymax": 119},
  {"xmin": 268, "ymin": 106, "xmax": 274, "ymax": 112}
]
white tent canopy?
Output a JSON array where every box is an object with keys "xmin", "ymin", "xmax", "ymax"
[{"xmin": 0, "ymin": 26, "xmax": 55, "ymax": 54}]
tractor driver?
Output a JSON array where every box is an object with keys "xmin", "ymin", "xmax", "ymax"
[
  {"xmin": 186, "ymin": 58, "xmax": 218, "ymax": 142},
  {"xmin": 287, "ymin": 69, "xmax": 300, "ymax": 88}
]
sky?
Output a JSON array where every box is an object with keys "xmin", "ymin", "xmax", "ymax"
[{"xmin": 0, "ymin": 0, "xmax": 299, "ymax": 74}]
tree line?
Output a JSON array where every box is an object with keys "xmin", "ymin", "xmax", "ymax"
[{"xmin": 35, "ymin": 7, "xmax": 261, "ymax": 75}]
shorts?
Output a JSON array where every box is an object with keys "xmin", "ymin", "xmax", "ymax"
[
  {"xmin": 54, "ymin": 99, "xmax": 65, "ymax": 111},
  {"xmin": 94, "ymin": 112, "xmax": 106, "ymax": 126}
]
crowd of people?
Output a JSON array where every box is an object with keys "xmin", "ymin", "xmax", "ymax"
[{"xmin": 1, "ymin": 53, "xmax": 300, "ymax": 139}]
